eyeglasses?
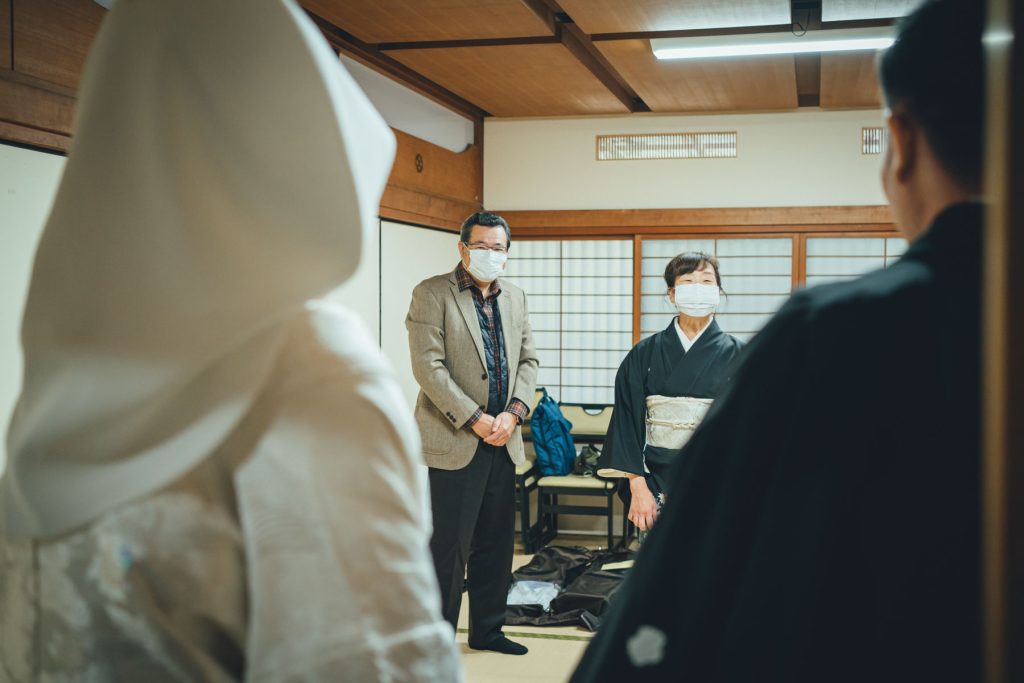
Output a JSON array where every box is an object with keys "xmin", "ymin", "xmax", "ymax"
[{"xmin": 464, "ymin": 241, "xmax": 508, "ymax": 254}]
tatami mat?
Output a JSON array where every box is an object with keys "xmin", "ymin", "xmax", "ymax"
[{"xmin": 455, "ymin": 633, "xmax": 589, "ymax": 683}]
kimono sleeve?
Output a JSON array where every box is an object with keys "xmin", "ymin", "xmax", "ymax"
[{"xmin": 597, "ymin": 344, "xmax": 650, "ymax": 478}]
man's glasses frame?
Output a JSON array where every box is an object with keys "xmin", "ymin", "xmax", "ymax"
[{"xmin": 463, "ymin": 241, "xmax": 509, "ymax": 254}]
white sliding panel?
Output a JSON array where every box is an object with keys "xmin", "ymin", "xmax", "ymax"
[
  {"xmin": 805, "ymin": 236, "xmax": 907, "ymax": 287},
  {"xmin": 0, "ymin": 144, "xmax": 66, "ymax": 472},
  {"xmin": 886, "ymin": 237, "xmax": 909, "ymax": 265},
  {"xmin": 505, "ymin": 239, "xmax": 633, "ymax": 406},
  {"xmin": 505, "ymin": 240, "xmax": 563, "ymax": 401},
  {"xmin": 560, "ymin": 240, "xmax": 632, "ymax": 405},
  {"xmin": 715, "ymin": 238, "xmax": 794, "ymax": 342}
]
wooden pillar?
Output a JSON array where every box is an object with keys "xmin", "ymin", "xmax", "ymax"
[{"xmin": 982, "ymin": 1, "xmax": 1024, "ymax": 681}]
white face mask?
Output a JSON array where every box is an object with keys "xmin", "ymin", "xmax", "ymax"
[
  {"xmin": 466, "ymin": 248, "xmax": 507, "ymax": 283},
  {"xmin": 674, "ymin": 283, "xmax": 720, "ymax": 317}
]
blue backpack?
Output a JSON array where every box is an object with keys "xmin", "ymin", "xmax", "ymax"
[{"xmin": 531, "ymin": 389, "xmax": 576, "ymax": 476}]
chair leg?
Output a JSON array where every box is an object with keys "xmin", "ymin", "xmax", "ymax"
[
  {"xmin": 520, "ymin": 484, "xmax": 533, "ymax": 554},
  {"xmin": 551, "ymin": 493, "xmax": 559, "ymax": 540},
  {"xmin": 606, "ymin": 493, "xmax": 614, "ymax": 549},
  {"xmin": 536, "ymin": 488, "xmax": 552, "ymax": 550}
]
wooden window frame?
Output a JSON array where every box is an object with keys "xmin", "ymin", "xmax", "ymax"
[{"xmin": 512, "ymin": 210, "xmax": 901, "ymax": 345}]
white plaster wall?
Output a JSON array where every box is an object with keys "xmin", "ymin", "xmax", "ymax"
[
  {"xmin": 326, "ymin": 219, "xmax": 381, "ymax": 344},
  {"xmin": 484, "ymin": 109, "xmax": 888, "ymax": 210},
  {"xmin": 379, "ymin": 220, "xmax": 461, "ymax": 409},
  {"xmin": 0, "ymin": 144, "xmax": 66, "ymax": 472}
]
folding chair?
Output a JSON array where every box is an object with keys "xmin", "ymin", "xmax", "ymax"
[
  {"xmin": 535, "ymin": 403, "xmax": 622, "ymax": 549},
  {"xmin": 515, "ymin": 387, "xmax": 547, "ymax": 553}
]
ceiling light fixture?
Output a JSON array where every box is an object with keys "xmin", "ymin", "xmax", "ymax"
[{"xmin": 651, "ymin": 27, "xmax": 895, "ymax": 60}]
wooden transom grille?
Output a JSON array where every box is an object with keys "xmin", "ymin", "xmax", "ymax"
[
  {"xmin": 596, "ymin": 132, "xmax": 738, "ymax": 161},
  {"xmin": 862, "ymin": 126, "xmax": 888, "ymax": 154}
]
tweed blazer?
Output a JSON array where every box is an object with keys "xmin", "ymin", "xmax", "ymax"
[{"xmin": 406, "ymin": 266, "xmax": 539, "ymax": 470}]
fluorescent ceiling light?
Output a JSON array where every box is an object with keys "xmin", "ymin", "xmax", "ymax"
[{"xmin": 652, "ymin": 27, "xmax": 895, "ymax": 60}]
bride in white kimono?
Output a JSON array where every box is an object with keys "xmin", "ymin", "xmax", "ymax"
[{"xmin": 0, "ymin": 0, "xmax": 461, "ymax": 680}]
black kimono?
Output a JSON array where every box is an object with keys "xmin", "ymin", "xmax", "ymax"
[
  {"xmin": 572, "ymin": 203, "xmax": 983, "ymax": 683},
  {"xmin": 597, "ymin": 318, "xmax": 743, "ymax": 494}
]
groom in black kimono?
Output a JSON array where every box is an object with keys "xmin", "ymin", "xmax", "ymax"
[{"xmin": 572, "ymin": 1, "xmax": 985, "ymax": 682}]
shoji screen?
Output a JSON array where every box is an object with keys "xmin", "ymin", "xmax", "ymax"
[
  {"xmin": 885, "ymin": 237, "xmax": 909, "ymax": 265},
  {"xmin": 505, "ymin": 241, "xmax": 563, "ymax": 399},
  {"xmin": 561, "ymin": 241, "xmax": 632, "ymax": 404},
  {"xmin": 641, "ymin": 237, "xmax": 793, "ymax": 343},
  {"xmin": 505, "ymin": 240, "xmax": 633, "ymax": 405},
  {"xmin": 805, "ymin": 236, "xmax": 909, "ymax": 287}
]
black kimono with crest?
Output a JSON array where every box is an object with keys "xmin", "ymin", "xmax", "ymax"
[
  {"xmin": 597, "ymin": 318, "xmax": 743, "ymax": 493},
  {"xmin": 572, "ymin": 203, "xmax": 983, "ymax": 683}
]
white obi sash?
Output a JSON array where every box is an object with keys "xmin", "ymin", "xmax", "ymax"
[{"xmin": 644, "ymin": 395, "xmax": 714, "ymax": 450}]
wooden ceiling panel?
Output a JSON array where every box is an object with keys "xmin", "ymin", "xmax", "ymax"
[
  {"xmin": 1, "ymin": 0, "xmax": 11, "ymax": 70},
  {"xmin": 300, "ymin": 0, "xmax": 553, "ymax": 44},
  {"xmin": 820, "ymin": 53, "xmax": 881, "ymax": 108},
  {"xmin": 596, "ymin": 40, "xmax": 798, "ymax": 112},
  {"xmin": 386, "ymin": 44, "xmax": 629, "ymax": 117},
  {"xmin": 13, "ymin": 0, "xmax": 106, "ymax": 90},
  {"xmin": 821, "ymin": 0, "xmax": 924, "ymax": 22},
  {"xmin": 557, "ymin": 0, "xmax": 792, "ymax": 35}
]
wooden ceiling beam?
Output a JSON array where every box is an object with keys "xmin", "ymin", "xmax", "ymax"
[
  {"xmin": 588, "ymin": 16, "xmax": 893, "ymax": 41},
  {"xmin": 519, "ymin": 0, "xmax": 561, "ymax": 35},
  {"xmin": 518, "ymin": 0, "xmax": 649, "ymax": 113},
  {"xmin": 793, "ymin": 0, "xmax": 823, "ymax": 107},
  {"xmin": 795, "ymin": 54, "xmax": 821, "ymax": 106},
  {"xmin": 559, "ymin": 23, "xmax": 649, "ymax": 113},
  {"xmin": 592, "ymin": 22, "xmax": 791, "ymax": 42},
  {"xmin": 379, "ymin": 36, "xmax": 559, "ymax": 50},
  {"xmin": 305, "ymin": 11, "xmax": 489, "ymax": 121}
]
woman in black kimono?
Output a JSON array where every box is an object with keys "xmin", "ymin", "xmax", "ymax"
[{"xmin": 597, "ymin": 252, "xmax": 743, "ymax": 531}]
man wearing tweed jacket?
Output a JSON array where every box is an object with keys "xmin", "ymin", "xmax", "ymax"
[{"xmin": 406, "ymin": 212, "xmax": 538, "ymax": 656}]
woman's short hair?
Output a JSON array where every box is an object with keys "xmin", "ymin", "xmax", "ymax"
[{"xmin": 663, "ymin": 251, "xmax": 722, "ymax": 290}]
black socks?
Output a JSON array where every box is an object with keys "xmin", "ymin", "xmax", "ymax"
[{"xmin": 470, "ymin": 635, "xmax": 528, "ymax": 656}]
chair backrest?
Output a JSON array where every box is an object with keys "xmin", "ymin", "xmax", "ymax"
[{"xmin": 558, "ymin": 403, "xmax": 613, "ymax": 440}]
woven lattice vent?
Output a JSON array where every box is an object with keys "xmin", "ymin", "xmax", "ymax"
[
  {"xmin": 862, "ymin": 126, "xmax": 888, "ymax": 154},
  {"xmin": 596, "ymin": 132, "xmax": 737, "ymax": 161}
]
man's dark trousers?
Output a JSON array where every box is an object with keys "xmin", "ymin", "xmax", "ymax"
[{"xmin": 428, "ymin": 440, "xmax": 515, "ymax": 646}]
